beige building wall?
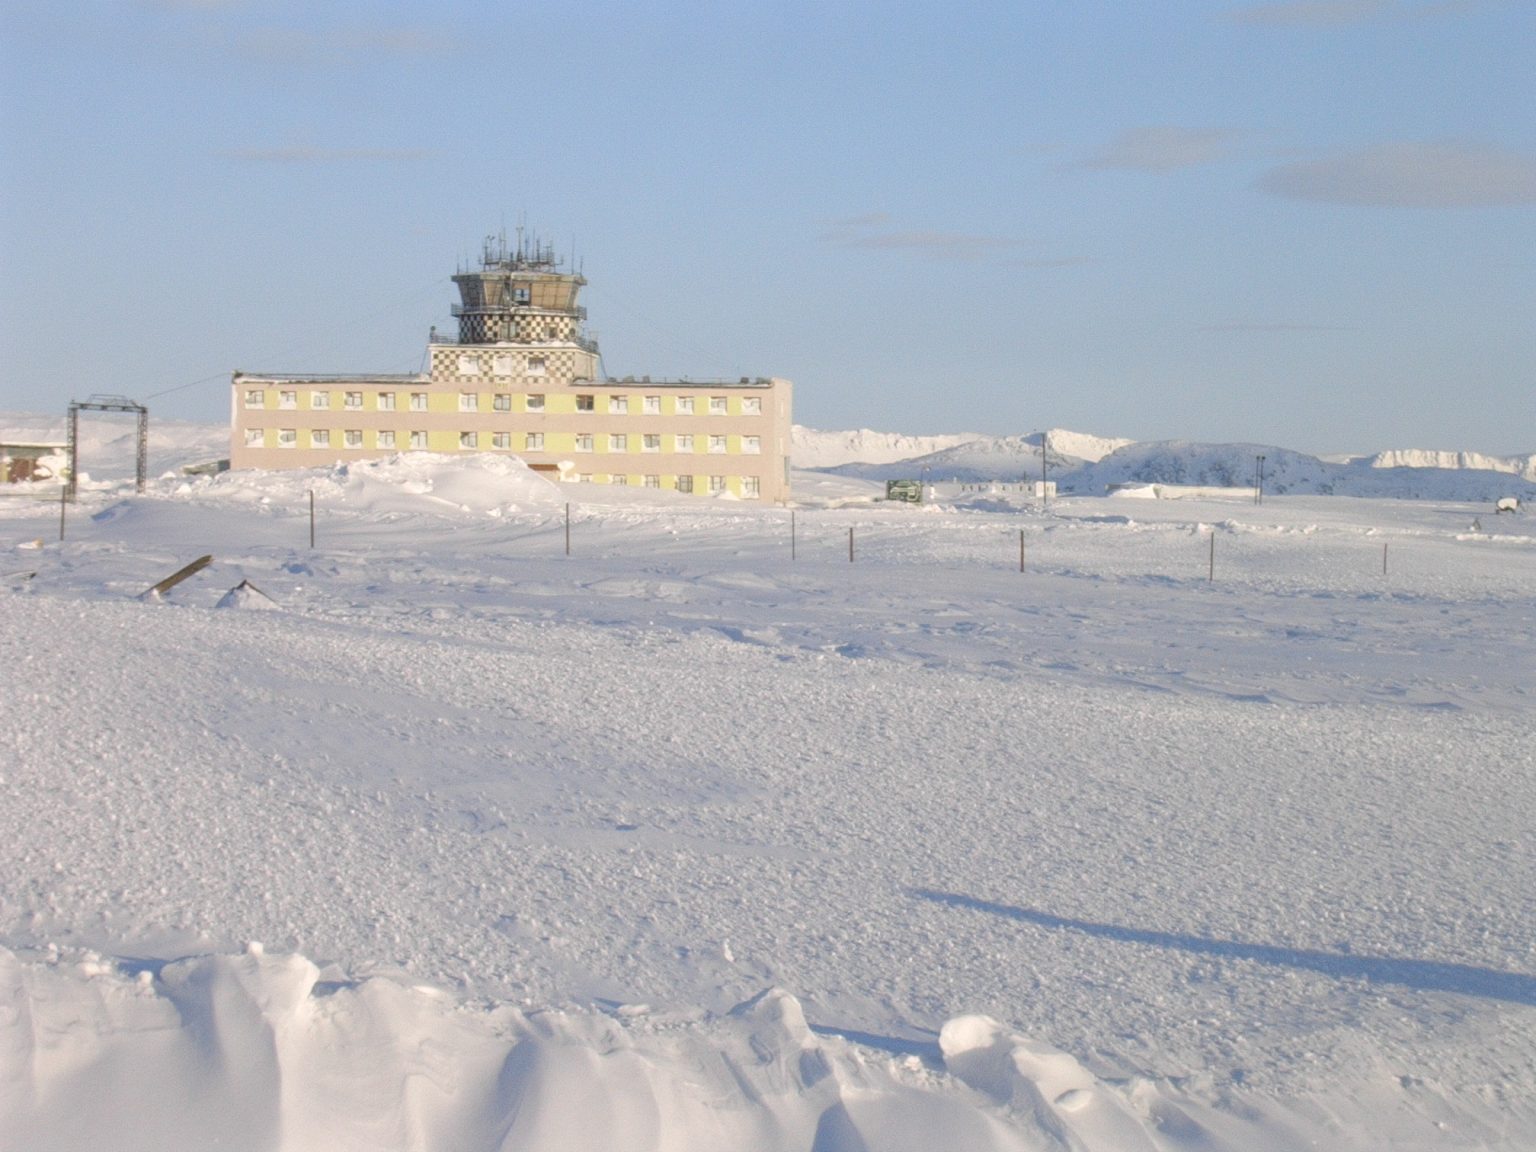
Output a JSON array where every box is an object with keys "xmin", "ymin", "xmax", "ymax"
[{"xmin": 230, "ymin": 343, "xmax": 792, "ymax": 502}]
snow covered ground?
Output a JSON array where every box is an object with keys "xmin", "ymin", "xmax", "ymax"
[{"xmin": 2, "ymin": 421, "xmax": 1534, "ymax": 1150}]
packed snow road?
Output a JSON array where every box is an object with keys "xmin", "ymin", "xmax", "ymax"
[{"xmin": 2, "ymin": 458, "xmax": 1533, "ymax": 1150}]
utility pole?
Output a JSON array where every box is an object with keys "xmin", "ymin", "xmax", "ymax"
[{"xmin": 1255, "ymin": 455, "xmax": 1266, "ymax": 506}]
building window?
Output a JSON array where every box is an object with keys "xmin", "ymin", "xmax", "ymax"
[
  {"xmin": 609, "ymin": 433, "xmax": 627, "ymax": 452},
  {"xmin": 279, "ymin": 390, "xmax": 297, "ymax": 409},
  {"xmin": 491, "ymin": 393, "xmax": 510, "ymax": 411},
  {"xmin": 643, "ymin": 395, "xmax": 661, "ymax": 415},
  {"xmin": 409, "ymin": 430, "xmax": 428, "ymax": 449},
  {"xmin": 612, "ymin": 473, "xmax": 628, "ymax": 486},
  {"xmin": 527, "ymin": 356, "xmax": 547, "ymax": 377},
  {"xmin": 576, "ymin": 394, "xmax": 594, "ymax": 411},
  {"xmin": 644, "ymin": 474, "xmax": 660, "ymax": 489},
  {"xmin": 243, "ymin": 389, "xmax": 264, "ymax": 408},
  {"xmin": 526, "ymin": 393, "xmax": 545, "ymax": 411},
  {"xmin": 575, "ymin": 433, "xmax": 593, "ymax": 452},
  {"xmin": 525, "ymin": 432, "xmax": 544, "ymax": 450},
  {"xmin": 377, "ymin": 430, "xmax": 396, "ymax": 449},
  {"xmin": 244, "ymin": 428, "xmax": 263, "ymax": 448},
  {"xmin": 311, "ymin": 391, "xmax": 330, "ymax": 410},
  {"xmin": 492, "ymin": 431, "xmax": 510, "ymax": 449},
  {"xmin": 410, "ymin": 392, "xmax": 429, "ymax": 411},
  {"xmin": 675, "ymin": 434, "xmax": 694, "ymax": 453},
  {"xmin": 676, "ymin": 396, "xmax": 694, "ymax": 415},
  {"xmin": 343, "ymin": 429, "xmax": 362, "ymax": 449},
  {"xmin": 642, "ymin": 434, "xmax": 660, "ymax": 453},
  {"xmin": 608, "ymin": 395, "xmax": 628, "ymax": 414},
  {"xmin": 459, "ymin": 393, "xmax": 478, "ymax": 412},
  {"xmin": 742, "ymin": 476, "xmax": 761, "ymax": 498},
  {"xmin": 709, "ymin": 396, "xmax": 728, "ymax": 415},
  {"xmin": 578, "ymin": 473, "xmax": 592, "ymax": 483},
  {"xmin": 676, "ymin": 475, "xmax": 694, "ymax": 493},
  {"xmin": 709, "ymin": 475, "xmax": 726, "ymax": 493},
  {"xmin": 378, "ymin": 392, "xmax": 396, "ymax": 411},
  {"xmin": 513, "ymin": 285, "xmax": 531, "ymax": 304},
  {"xmin": 743, "ymin": 435, "xmax": 761, "ymax": 454},
  {"xmin": 344, "ymin": 392, "xmax": 363, "ymax": 410},
  {"xmin": 278, "ymin": 428, "xmax": 296, "ymax": 448},
  {"xmin": 742, "ymin": 397, "xmax": 762, "ymax": 416},
  {"xmin": 311, "ymin": 429, "xmax": 330, "ymax": 448},
  {"xmin": 457, "ymin": 353, "xmax": 480, "ymax": 376},
  {"xmin": 708, "ymin": 434, "xmax": 727, "ymax": 454},
  {"xmin": 460, "ymin": 431, "xmax": 478, "ymax": 450},
  {"xmin": 492, "ymin": 353, "xmax": 514, "ymax": 376},
  {"xmin": 546, "ymin": 324, "xmax": 560, "ymax": 340}
]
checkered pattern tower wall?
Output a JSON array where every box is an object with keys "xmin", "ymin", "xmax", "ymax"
[
  {"xmin": 456, "ymin": 314, "xmax": 578, "ymax": 344},
  {"xmin": 429, "ymin": 346, "xmax": 592, "ymax": 384}
]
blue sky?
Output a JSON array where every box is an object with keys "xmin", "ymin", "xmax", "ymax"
[{"xmin": 2, "ymin": 0, "xmax": 1532, "ymax": 453}]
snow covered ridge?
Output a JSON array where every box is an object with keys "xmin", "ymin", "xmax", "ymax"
[{"xmin": 1366, "ymin": 448, "xmax": 1536, "ymax": 483}]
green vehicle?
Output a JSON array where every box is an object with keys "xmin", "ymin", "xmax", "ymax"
[{"xmin": 885, "ymin": 479, "xmax": 923, "ymax": 503}]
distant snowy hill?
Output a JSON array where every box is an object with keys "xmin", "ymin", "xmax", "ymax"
[
  {"xmin": 795, "ymin": 423, "xmax": 1534, "ymax": 503},
  {"xmin": 1366, "ymin": 448, "xmax": 1536, "ymax": 483}
]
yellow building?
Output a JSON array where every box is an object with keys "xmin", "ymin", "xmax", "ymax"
[{"xmin": 230, "ymin": 235, "xmax": 792, "ymax": 502}]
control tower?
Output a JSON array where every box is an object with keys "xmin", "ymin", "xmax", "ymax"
[{"xmin": 450, "ymin": 230, "xmax": 594, "ymax": 348}]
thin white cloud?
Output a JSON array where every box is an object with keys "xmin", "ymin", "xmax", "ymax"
[
  {"xmin": 1079, "ymin": 127, "xmax": 1237, "ymax": 172},
  {"xmin": 1258, "ymin": 141, "xmax": 1536, "ymax": 207},
  {"xmin": 819, "ymin": 216, "xmax": 1025, "ymax": 263},
  {"xmin": 225, "ymin": 146, "xmax": 434, "ymax": 164}
]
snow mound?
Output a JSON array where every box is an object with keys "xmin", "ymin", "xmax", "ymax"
[
  {"xmin": 1368, "ymin": 448, "xmax": 1536, "ymax": 483},
  {"xmin": 215, "ymin": 580, "xmax": 281, "ymax": 611}
]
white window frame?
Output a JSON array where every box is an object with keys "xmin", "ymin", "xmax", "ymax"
[
  {"xmin": 460, "ymin": 431, "xmax": 478, "ymax": 450},
  {"xmin": 709, "ymin": 396, "xmax": 728, "ymax": 415},
  {"xmin": 526, "ymin": 393, "xmax": 545, "ymax": 412},
  {"xmin": 643, "ymin": 395, "xmax": 661, "ymax": 415},
  {"xmin": 377, "ymin": 391, "xmax": 396, "ymax": 411},
  {"xmin": 278, "ymin": 428, "xmax": 296, "ymax": 448},
  {"xmin": 377, "ymin": 430, "xmax": 396, "ymax": 449},
  {"xmin": 612, "ymin": 473, "xmax": 628, "ymax": 486},
  {"xmin": 311, "ymin": 391, "xmax": 330, "ymax": 410},
  {"xmin": 576, "ymin": 394, "xmax": 594, "ymax": 411},
  {"xmin": 743, "ymin": 435, "xmax": 761, "ymax": 454},
  {"xmin": 410, "ymin": 392, "xmax": 429, "ymax": 412},
  {"xmin": 409, "ymin": 430, "xmax": 428, "ymax": 449},
  {"xmin": 609, "ymin": 433, "xmax": 627, "ymax": 452},
  {"xmin": 526, "ymin": 356, "xmax": 547, "ymax": 377},
  {"xmin": 525, "ymin": 432, "xmax": 544, "ymax": 450},
  {"xmin": 459, "ymin": 392, "xmax": 478, "ymax": 412},
  {"xmin": 279, "ymin": 390, "xmax": 297, "ymax": 410},
  {"xmin": 676, "ymin": 396, "xmax": 694, "ymax": 415},
  {"xmin": 457, "ymin": 353, "xmax": 480, "ymax": 376},
  {"xmin": 575, "ymin": 433, "xmax": 593, "ymax": 452},
  {"xmin": 344, "ymin": 391, "xmax": 363, "ymax": 410},
  {"xmin": 243, "ymin": 389, "xmax": 265, "ymax": 409},
  {"xmin": 642, "ymin": 433, "xmax": 661, "ymax": 453},
  {"xmin": 644, "ymin": 474, "xmax": 660, "ymax": 489},
  {"xmin": 676, "ymin": 475, "xmax": 694, "ymax": 493},
  {"xmin": 608, "ymin": 395, "xmax": 628, "ymax": 414},
  {"xmin": 244, "ymin": 428, "xmax": 263, "ymax": 448},
  {"xmin": 492, "ymin": 431, "xmax": 510, "ymax": 449},
  {"xmin": 742, "ymin": 476, "xmax": 761, "ymax": 498},
  {"xmin": 492, "ymin": 353, "xmax": 514, "ymax": 376},
  {"xmin": 708, "ymin": 434, "xmax": 728, "ymax": 454},
  {"xmin": 742, "ymin": 396, "xmax": 762, "ymax": 416},
  {"xmin": 709, "ymin": 474, "xmax": 726, "ymax": 493},
  {"xmin": 311, "ymin": 429, "xmax": 330, "ymax": 449},
  {"xmin": 343, "ymin": 429, "xmax": 362, "ymax": 449},
  {"xmin": 675, "ymin": 433, "xmax": 694, "ymax": 453},
  {"xmin": 493, "ymin": 393, "xmax": 511, "ymax": 411}
]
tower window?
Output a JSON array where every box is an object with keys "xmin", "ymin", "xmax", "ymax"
[
  {"xmin": 492, "ymin": 353, "xmax": 514, "ymax": 376},
  {"xmin": 527, "ymin": 356, "xmax": 547, "ymax": 377},
  {"xmin": 457, "ymin": 354, "xmax": 480, "ymax": 376}
]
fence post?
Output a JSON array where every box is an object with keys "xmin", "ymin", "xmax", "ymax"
[
  {"xmin": 791, "ymin": 510, "xmax": 796, "ymax": 561},
  {"xmin": 565, "ymin": 503, "xmax": 571, "ymax": 556},
  {"xmin": 848, "ymin": 526, "xmax": 854, "ymax": 563},
  {"xmin": 1208, "ymin": 531, "xmax": 1215, "ymax": 582},
  {"xmin": 309, "ymin": 490, "xmax": 315, "ymax": 549},
  {"xmin": 1382, "ymin": 542, "xmax": 1388, "ymax": 576},
  {"xmin": 1019, "ymin": 528, "xmax": 1025, "ymax": 572}
]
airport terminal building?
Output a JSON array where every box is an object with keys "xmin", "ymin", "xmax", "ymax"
[{"xmin": 231, "ymin": 236, "xmax": 791, "ymax": 502}]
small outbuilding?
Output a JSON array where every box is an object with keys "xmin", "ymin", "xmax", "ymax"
[{"xmin": 0, "ymin": 441, "xmax": 67, "ymax": 484}]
